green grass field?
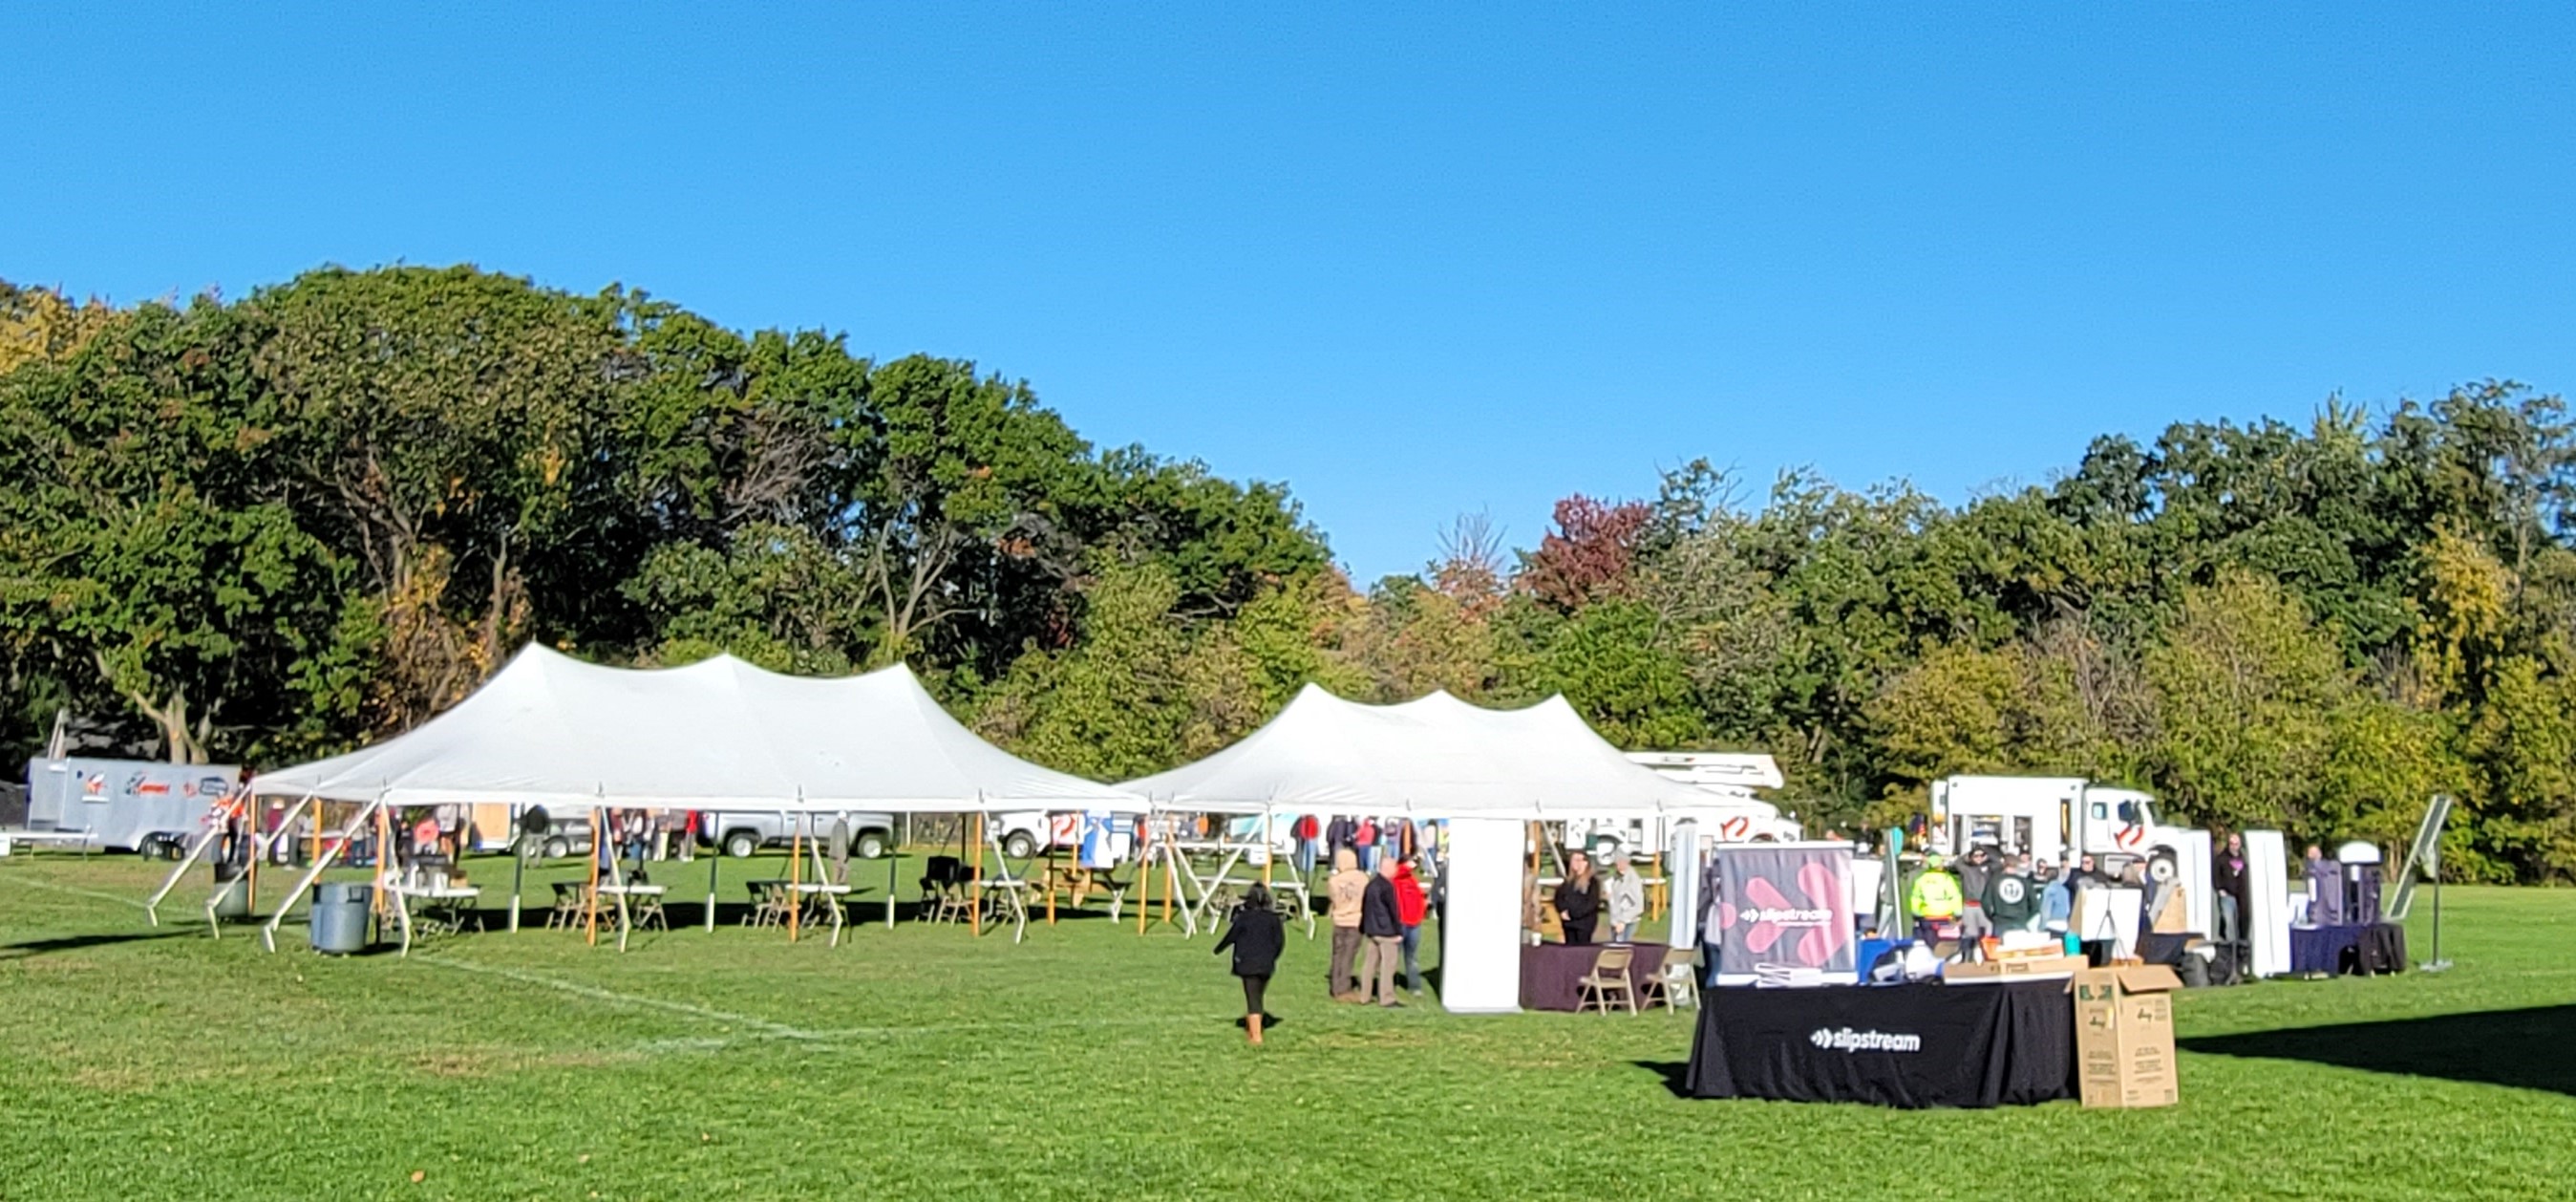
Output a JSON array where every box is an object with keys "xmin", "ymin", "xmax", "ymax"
[{"xmin": 1, "ymin": 851, "xmax": 2570, "ymax": 1201}]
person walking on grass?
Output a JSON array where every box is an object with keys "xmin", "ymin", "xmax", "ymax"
[
  {"xmin": 1214, "ymin": 883, "xmax": 1286, "ymax": 1045},
  {"xmin": 1359, "ymin": 854, "xmax": 1405, "ymax": 1006},
  {"xmin": 1328, "ymin": 848, "xmax": 1369, "ymax": 1000},
  {"xmin": 1394, "ymin": 854, "xmax": 1431, "ymax": 996}
]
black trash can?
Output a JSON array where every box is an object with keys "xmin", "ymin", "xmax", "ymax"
[{"xmin": 309, "ymin": 881, "xmax": 372, "ymax": 955}]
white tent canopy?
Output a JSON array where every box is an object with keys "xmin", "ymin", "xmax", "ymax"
[
  {"xmin": 252, "ymin": 645, "xmax": 1142, "ymax": 813},
  {"xmin": 1120, "ymin": 684, "xmax": 1778, "ymax": 821}
]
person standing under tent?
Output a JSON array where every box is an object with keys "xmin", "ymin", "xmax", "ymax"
[
  {"xmin": 1327, "ymin": 848, "xmax": 1370, "ymax": 1001},
  {"xmin": 1292, "ymin": 814, "xmax": 1321, "ymax": 876},
  {"xmin": 1359, "ymin": 855, "xmax": 1405, "ymax": 1006},
  {"xmin": 1393, "ymin": 855, "xmax": 1430, "ymax": 996},
  {"xmin": 677, "ymin": 810, "xmax": 698, "ymax": 862},
  {"xmin": 1553, "ymin": 850, "xmax": 1605, "ymax": 946},
  {"xmin": 828, "ymin": 815, "xmax": 852, "ymax": 887},
  {"xmin": 1326, "ymin": 815, "xmax": 1355, "ymax": 858},
  {"xmin": 1352, "ymin": 817, "xmax": 1379, "ymax": 871},
  {"xmin": 1607, "ymin": 853, "xmax": 1646, "ymax": 943},
  {"xmin": 1215, "ymin": 883, "xmax": 1287, "ymax": 1045}
]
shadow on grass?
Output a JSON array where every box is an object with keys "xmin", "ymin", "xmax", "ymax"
[
  {"xmin": 2179, "ymin": 1005, "xmax": 2576, "ymax": 1097},
  {"xmin": 1632, "ymin": 1060, "xmax": 1692, "ymax": 1099},
  {"xmin": 0, "ymin": 930, "xmax": 197, "ymax": 959}
]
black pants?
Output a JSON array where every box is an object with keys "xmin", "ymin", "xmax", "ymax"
[
  {"xmin": 1563, "ymin": 917, "xmax": 1597, "ymax": 946},
  {"xmin": 1241, "ymin": 973, "xmax": 1269, "ymax": 1016}
]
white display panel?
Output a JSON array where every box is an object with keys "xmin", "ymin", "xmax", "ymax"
[{"xmin": 1438, "ymin": 817, "xmax": 1527, "ymax": 1013}]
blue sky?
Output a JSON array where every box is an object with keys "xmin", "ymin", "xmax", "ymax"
[{"xmin": 9, "ymin": 5, "xmax": 2572, "ymax": 582}]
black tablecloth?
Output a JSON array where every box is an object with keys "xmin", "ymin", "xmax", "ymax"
[
  {"xmin": 1685, "ymin": 981, "xmax": 2076, "ymax": 1108},
  {"xmin": 1520, "ymin": 942, "xmax": 1669, "ymax": 1012},
  {"xmin": 2291, "ymin": 922, "xmax": 2407, "ymax": 975},
  {"xmin": 2291, "ymin": 924, "xmax": 2368, "ymax": 974}
]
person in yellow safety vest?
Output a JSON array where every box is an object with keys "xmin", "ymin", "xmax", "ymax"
[{"xmin": 1906, "ymin": 863, "xmax": 1965, "ymax": 942}]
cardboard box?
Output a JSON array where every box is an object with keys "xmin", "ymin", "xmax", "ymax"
[
  {"xmin": 1941, "ymin": 954, "xmax": 2089, "ymax": 981},
  {"xmin": 2070, "ymin": 964, "xmax": 2183, "ymax": 1108}
]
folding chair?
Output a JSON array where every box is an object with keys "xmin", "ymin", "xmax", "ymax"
[
  {"xmin": 920, "ymin": 856, "xmax": 970, "ymax": 924},
  {"xmin": 631, "ymin": 891, "xmax": 669, "ymax": 933},
  {"xmin": 1576, "ymin": 945, "xmax": 1640, "ymax": 1014},
  {"xmin": 1640, "ymin": 957, "xmax": 1697, "ymax": 1012},
  {"xmin": 545, "ymin": 881, "xmax": 590, "ymax": 931}
]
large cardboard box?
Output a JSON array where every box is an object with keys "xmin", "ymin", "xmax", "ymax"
[
  {"xmin": 2070, "ymin": 964, "xmax": 2183, "ymax": 1108},
  {"xmin": 1942, "ymin": 954, "xmax": 2089, "ymax": 982}
]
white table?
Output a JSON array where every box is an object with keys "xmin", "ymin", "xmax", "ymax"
[
  {"xmin": 0, "ymin": 829, "xmax": 91, "ymax": 857},
  {"xmin": 387, "ymin": 883, "xmax": 482, "ymax": 954},
  {"xmin": 788, "ymin": 882, "xmax": 853, "ymax": 946}
]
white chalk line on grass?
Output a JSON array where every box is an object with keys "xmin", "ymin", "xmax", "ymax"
[
  {"xmin": 414, "ymin": 955, "xmax": 827, "ymax": 1041},
  {"xmin": 0, "ymin": 873, "xmax": 152, "ymax": 910},
  {"xmin": 413, "ymin": 954, "xmax": 1216, "ymax": 1055}
]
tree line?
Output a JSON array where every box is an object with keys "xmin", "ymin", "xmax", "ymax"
[{"xmin": 6, "ymin": 267, "xmax": 2571, "ymax": 881}]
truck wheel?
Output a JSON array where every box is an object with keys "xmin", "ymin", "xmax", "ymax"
[
  {"xmin": 2147, "ymin": 851, "xmax": 2179, "ymax": 885},
  {"xmin": 543, "ymin": 836, "xmax": 570, "ymax": 860},
  {"xmin": 1003, "ymin": 830, "xmax": 1036, "ymax": 860},
  {"xmin": 857, "ymin": 831, "xmax": 889, "ymax": 860},
  {"xmin": 725, "ymin": 831, "xmax": 758, "ymax": 859}
]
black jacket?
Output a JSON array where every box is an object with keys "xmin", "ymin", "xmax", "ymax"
[
  {"xmin": 1361, "ymin": 874, "xmax": 1402, "ymax": 937},
  {"xmin": 1554, "ymin": 875, "xmax": 1603, "ymax": 923},
  {"xmin": 1214, "ymin": 903, "xmax": 1286, "ymax": 977}
]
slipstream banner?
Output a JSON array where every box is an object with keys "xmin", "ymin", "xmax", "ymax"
[{"xmin": 1713, "ymin": 845, "xmax": 1855, "ymax": 980}]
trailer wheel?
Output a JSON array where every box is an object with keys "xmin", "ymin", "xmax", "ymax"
[
  {"xmin": 1002, "ymin": 830, "xmax": 1037, "ymax": 860},
  {"xmin": 543, "ymin": 836, "xmax": 570, "ymax": 860},
  {"xmin": 856, "ymin": 830, "xmax": 889, "ymax": 861}
]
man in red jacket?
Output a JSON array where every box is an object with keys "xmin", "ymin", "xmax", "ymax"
[{"xmin": 1394, "ymin": 856, "xmax": 1431, "ymax": 997}]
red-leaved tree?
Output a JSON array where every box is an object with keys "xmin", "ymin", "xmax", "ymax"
[{"xmin": 1518, "ymin": 495, "xmax": 1650, "ymax": 612}]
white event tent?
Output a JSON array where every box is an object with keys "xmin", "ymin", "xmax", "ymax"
[
  {"xmin": 1122, "ymin": 684, "xmax": 1770, "ymax": 821},
  {"xmin": 251, "ymin": 645, "xmax": 1141, "ymax": 951},
  {"xmin": 1121, "ymin": 684, "xmax": 1777, "ymax": 1012}
]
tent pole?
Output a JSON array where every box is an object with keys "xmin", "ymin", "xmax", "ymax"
[
  {"xmin": 245, "ymin": 794, "xmax": 260, "ymax": 915},
  {"xmin": 707, "ymin": 817, "xmax": 721, "ymax": 933},
  {"xmin": 1263, "ymin": 808, "xmax": 1275, "ymax": 887},
  {"xmin": 788, "ymin": 808, "xmax": 802, "ymax": 943},
  {"xmin": 508, "ymin": 804, "xmax": 524, "ymax": 934},
  {"xmin": 607, "ymin": 800, "xmax": 634, "ymax": 954},
  {"xmin": 1046, "ymin": 823, "xmax": 1058, "ymax": 927},
  {"xmin": 970, "ymin": 811, "xmax": 985, "ymax": 937},
  {"xmin": 585, "ymin": 805, "xmax": 603, "ymax": 947},
  {"xmin": 1136, "ymin": 818, "xmax": 1151, "ymax": 936},
  {"xmin": 886, "ymin": 834, "xmax": 898, "ymax": 929}
]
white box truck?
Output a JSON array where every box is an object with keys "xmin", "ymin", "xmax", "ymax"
[{"xmin": 1928, "ymin": 775, "xmax": 2212, "ymax": 934}]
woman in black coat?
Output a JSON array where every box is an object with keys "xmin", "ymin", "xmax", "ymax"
[
  {"xmin": 1553, "ymin": 850, "xmax": 1606, "ymax": 946},
  {"xmin": 1214, "ymin": 884, "xmax": 1287, "ymax": 1045}
]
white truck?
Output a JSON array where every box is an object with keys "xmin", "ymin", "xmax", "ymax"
[
  {"xmin": 1566, "ymin": 752, "xmax": 1802, "ymax": 860},
  {"xmin": 1928, "ymin": 775, "xmax": 2213, "ymax": 933}
]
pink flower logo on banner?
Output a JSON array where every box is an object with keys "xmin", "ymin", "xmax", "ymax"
[{"xmin": 1720, "ymin": 860, "xmax": 1853, "ymax": 967}]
